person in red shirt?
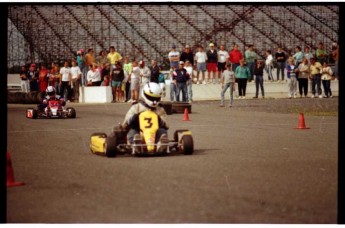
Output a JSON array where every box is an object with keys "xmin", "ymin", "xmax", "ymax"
[
  {"xmin": 38, "ymin": 64, "xmax": 49, "ymax": 92},
  {"xmin": 229, "ymin": 44, "xmax": 243, "ymax": 72}
]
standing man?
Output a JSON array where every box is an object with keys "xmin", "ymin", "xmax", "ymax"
[
  {"xmin": 70, "ymin": 59, "xmax": 82, "ymax": 102},
  {"xmin": 168, "ymin": 44, "xmax": 180, "ymax": 70},
  {"xmin": 275, "ymin": 47, "xmax": 287, "ymax": 82},
  {"xmin": 217, "ymin": 44, "xmax": 229, "ymax": 83},
  {"xmin": 245, "ymin": 45, "xmax": 257, "ymax": 81},
  {"xmin": 77, "ymin": 49, "xmax": 87, "ymax": 86},
  {"xmin": 304, "ymin": 46, "xmax": 313, "ymax": 64},
  {"xmin": 149, "ymin": 60, "xmax": 160, "ymax": 83},
  {"xmin": 206, "ymin": 43, "xmax": 218, "ymax": 84},
  {"xmin": 85, "ymin": 49, "xmax": 95, "ymax": 69},
  {"xmin": 172, "ymin": 61, "xmax": 190, "ymax": 102},
  {"xmin": 107, "ymin": 46, "xmax": 122, "ymax": 72},
  {"xmin": 27, "ymin": 63, "xmax": 39, "ymax": 92},
  {"xmin": 180, "ymin": 45, "xmax": 194, "ymax": 67},
  {"xmin": 309, "ymin": 57, "xmax": 323, "ymax": 98},
  {"xmin": 19, "ymin": 65, "xmax": 29, "ymax": 93},
  {"xmin": 194, "ymin": 46, "xmax": 207, "ymax": 84},
  {"xmin": 265, "ymin": 50, "xmax": 274, "ymax": 81},
  {"xmin": 229, "ymin": 44, "xmax": 243, "ymax": 72},
  {"xmin": 316, "ymin": 42, "xmax": 328, "ymax": 65},
  {"xmin": 139, "ymin": 61, "xmax": 151, "ymax": 97},
  {"xmin": 59, "ymin": 60, "xmax": 72, "ymax": 101}
]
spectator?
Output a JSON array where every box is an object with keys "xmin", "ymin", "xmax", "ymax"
[
  {"xmin": 77, "ymin": 49, "xmax": 87, "ymax": 86},
  {"xmin": 107, "ymin": 46, "xmax": 122, "ymax": 72},
  {"xmin": 149, "ymin": 59, "xmax": 160, "ymax": 83},
  {"xmin": 245, "ymin": 45, "xmax": 257, "ymax": 81},
  {"xmin": 101, "ymin": 75, "xmax": 110, "ymax": 86},
  {"xmin": 235, "ymin": 59, "xmax": 251, "ymax": 99},
  {"xmin": 180, "ymin": 45, "xmax": 194, "ymax": 67},
  {"xmin": 172, "ymin": 61, "xmax": 190, "ymax": 102},
  {"xmin": 331, "ymin": 43, "xmax": 338, "ymax": 79},
  {"xmin": 168, "ymin": 44, "xmax": 180, "ymax": 70},
  {"xmin": 292, "ymin": 46, "xmax": 304, "ymax": 72},
  {"xmin": 265, "ymin": 50, "xmax": 274, "ymax": 81},
  {"xmin": 101, "ymin": 63, "xmax": 111, "ymax": 84},
  {"xmin": 38, "ymin": 64, "xmax": 49, "ymax": 92},
  {"xmin": 139, "ymin": 60, "xmax": 151, "ymax": 87},
  {"xmin": 169, "ymin": 67, "xmax": 177, "ymax": 101},
  {"xmin": 19, "ymin": 65, "xmax": 29, "ymax": 93},
  {"xmin": 158, "ymin": 70, "xmax": 166, "ymax": 100},
  {"xmin": 110, "ymin": 61, "xmax": 125, "ymax": 102},
  {"xmin": 304, "ymin": 46, "xmax": 313, "ymax": 65},
  {"xmin": 275, "ymin": 47, "xmax": 287, "ymax": 81},
  {"xmin": 217, "ymin": 44, "xmax": 229, "ymax": 83},
  {"xmin": 123, "ymin": 56, "xmax": 132, "ymax": 102},
  {"xmin": 130, "ymin": 61, "xmax": 140, "ymax": 102},
  {"xmin": 194, "ymin": 46, "xmax": 207, "ymax": 84},
  {"xmin": 253, "ymin": 60, "xmax": 265, "ymax": 99},
  {"xmin": 297, "ymin": 58, "xmax": 310, "ymax": 98},
  {"xmin": 52, "ymin": 64, "xmax": 61, "ymax": 95},
  {"xmin": 59, "ymin": 60, "xmax": 72, "ymax": 101},
  {"xmin": 27, "ymin": 63, "xmax": 39, "ymax": 92},
  {"xmin": 87, "ymin": 63, "xmax": 102, "ymax": 86},
  {"xmin": 206, "ymin": 43, "xmax": 218, "ymax": 83},
  {"xmin": 286, "ymin": 58, "xmax": 298, "ymax": 99},
  {"xmin": 229, "ymin": 44, "xmax": 243, "ymax": 72},
  {"xmin": 97, "ymin": 50, "xmax": 109, "ymax": 66},
  {"xmin": 220, "ymin": 63, "xmax": 235, "ymax": 107},
  {"xmin": 309, "ymin": 57, "xmax": 323, "ymax": 98},
  {"xmin": 316, "ymin": 42, "xmax": 328, "ymax": 65},
  {"xmin": 321, "ymin": 61, "xmax": 333, "ymax": 98},
  {"xmin": 184, "ymin": 60, "xmax": 194, "ymax": 103},
  {"xmin": 85, "ymin": 49, "xmax": 95, "ymax": 69},
  {"xmin": 70, "ymin": 59, "xmax": 82, "ymax": 102}
]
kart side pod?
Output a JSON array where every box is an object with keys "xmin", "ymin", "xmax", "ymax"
[{"xmin": 90, "ymin": 132, "xmax": 107, "ymax": 156}]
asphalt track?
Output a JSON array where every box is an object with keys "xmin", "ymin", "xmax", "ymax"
[{"xmin": 7, "ymin": 99, "xmax": 338, "ymax": 223}]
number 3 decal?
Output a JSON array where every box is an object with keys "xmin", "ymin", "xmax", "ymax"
[{"xmin": 144, "ymin": 117, "xmax": 153, "ymax": 128}]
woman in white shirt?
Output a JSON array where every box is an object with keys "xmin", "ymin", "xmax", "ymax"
[{"xmin": 87, "ymin": 63, "xmax": 102, "ymax": 86}]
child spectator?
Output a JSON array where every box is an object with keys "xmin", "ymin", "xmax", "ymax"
[
  {"xmin": 110, "ymin": 61, "xmax": 125, "ymax": 102},
  {"xmin": 220, "ymin": 63, "xmax": 235, "ymax": 107},
  {"xmin": 286, "ymin": 58, "xmax": 298, "ymax": 98},
  {"xmin": 101, "ymin": 75, "xmax": 110, "ymax": 86},
  {"xmin": 321, "ymin": 61, "xmax": 333, "ymax": 98}
]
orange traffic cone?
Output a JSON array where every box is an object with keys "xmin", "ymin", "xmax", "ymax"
[
  {"xmin": 182, "ymin": 108, "xmax": 190, "ymax": 121},
  {"xmin": 7, "ymin": 152, "xmax": 25, "ymax": 187},
  {"xmin": 294, "ymin": 113, "xmax": 310, "ymax": 129}
]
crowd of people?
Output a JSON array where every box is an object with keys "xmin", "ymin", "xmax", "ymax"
[{"xmin": 18, "ymin": 41, "xmax": 338, "ymax": 104}]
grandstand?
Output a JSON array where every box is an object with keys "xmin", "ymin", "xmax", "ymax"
[{"xmin": 7, "ymin": 4, "xmax": 339, "ymax": 70}]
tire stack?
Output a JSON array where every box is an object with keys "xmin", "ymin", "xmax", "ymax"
[{"xmin": 7, "ymin": 91, "xmax": 46, "ymax": 104}]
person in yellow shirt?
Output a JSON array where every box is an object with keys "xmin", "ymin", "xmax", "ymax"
[
  {"xmin": 107, "ymin": 46, "xmax": 123, "ymax": 72},
  {"xmin": 309, "ymin": 58, "xmax": 323, "ymax": 98}
]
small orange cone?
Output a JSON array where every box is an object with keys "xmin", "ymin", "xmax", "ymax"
[
  {"xmin": 294, "ymin": 113, "xmax": 310, "ymax": 129},
  {"xmin": 7, "ymin": 152, "xmax": 25, "ymax": 187},
  {"xmin": 182, "ymin": 108, "xmax": 190, "ymax": 121}
]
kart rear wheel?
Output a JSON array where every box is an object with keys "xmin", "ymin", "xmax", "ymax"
[
  {"xmin": 181, "ymin": 135, "xmax": 194, "ymax": 155},
  {"xmin": 67, "ymin": 107, "xmax": 76, "ymax": 118},
  {"xmin": 105, "ymin": 136, "xmax": 118, "ymax": 157},
  {"xmin": 173, "ymin": 129, "xmax": 190, "ymax": 142}
]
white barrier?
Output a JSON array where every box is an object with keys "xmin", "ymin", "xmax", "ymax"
[{"xmin": 79, "ymin": 86, "xmax": 113, "ymax": 103}]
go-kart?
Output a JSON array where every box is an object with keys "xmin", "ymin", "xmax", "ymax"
[
  {"xmin": 90, "ymin": 110, "xmax": 194, "ymax": 157},
  {"xmin": 26, "ymin": 100, "xmax": 76, "ymax": 119}
]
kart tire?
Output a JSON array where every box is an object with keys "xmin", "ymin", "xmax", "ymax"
[
  {"xmin": 181, "ymin": 135, "xmax": 194, "ymax": 155},
  {"xmin": 105, "ymin": 136, "xmax": 118, "ymax": 157},
  {"xmin": 67, "ymin": 107, "xmax": 76, "ymax": 118},
  {"xmin": 172, "ymin": 102, "xmax": 191, "ymax": 114},
  {"xmin": 173, "ymin": 129, "xmax": 190, "ymax": 142}
]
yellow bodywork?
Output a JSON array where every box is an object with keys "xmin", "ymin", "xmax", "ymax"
[
  {"xmin": 90, "ymin": 135, "xmax": 106, "ymax": 155},
  {"xmin": 139, "ymin": 110, "xmax": 159, "ymax": 152}
]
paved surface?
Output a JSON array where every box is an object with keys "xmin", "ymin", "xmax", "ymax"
[{"xmin": 7, "ymin": 98, "xmax": 338, "ymax": 223}]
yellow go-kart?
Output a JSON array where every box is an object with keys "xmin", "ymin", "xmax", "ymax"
[{"xmin": 90, "ymin": 110, "xmax": 194, "ymax": 157}]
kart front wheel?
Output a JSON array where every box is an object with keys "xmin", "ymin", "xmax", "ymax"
[
  {"xmin": 105, "ymin": 136, "xmax": 118, "ymax": 157},
  {"xmin": 67, "ymin": 107, "xmax": 76, "ymax": 118},
  {"xmin": 181, "ymin": 135, "xmax": 194, "ymax": 155}
]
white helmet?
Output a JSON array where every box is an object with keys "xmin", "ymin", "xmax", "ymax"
[
  {"xmin": 46, "ymin": 86, "xmax": 56, "ymax": 96},
  {"xmin": 141, "ymin": 82, "xmax": 162, "ymax": 107}
]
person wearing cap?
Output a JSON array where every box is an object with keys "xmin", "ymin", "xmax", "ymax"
[
  {"xmin": 220, "ymin": 63, "xmax": 235, "ymax": 107},
  {"xmin": 217, "ymin": 44, "xmax": 229, "ymax": 84},
  {"xmin": 168, "ymin": 44, "xmax": 180, "ymax": 70},
  {"xmin": 172, "ymin": 61, "xmax": 190, "ymax": 102},
  {"xmin": 206, "ymin": 43, "xmax": 218, "ymax": 84},
  {"xmin": 180, "ymin": 45, "xmax": 194, "ymax": 67},
  {"xmin": 27, "ymin": 63, "xmax": 39, "ymax": 92},
  {"xmin": 107, "ymin": 46, "xmax": 122, "ymax": 72},
  {"xmin": 194, "ymin": 45, "xmax": 207, "ymax": 84}
]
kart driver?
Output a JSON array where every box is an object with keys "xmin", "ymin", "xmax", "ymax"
[
  {"xmin": 38, "ymin": 86, "xmax": 66, "ymax": 113},
  {"xmin": 120, "ymin": 82, "xmax": 169, "ymax": 152}
]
